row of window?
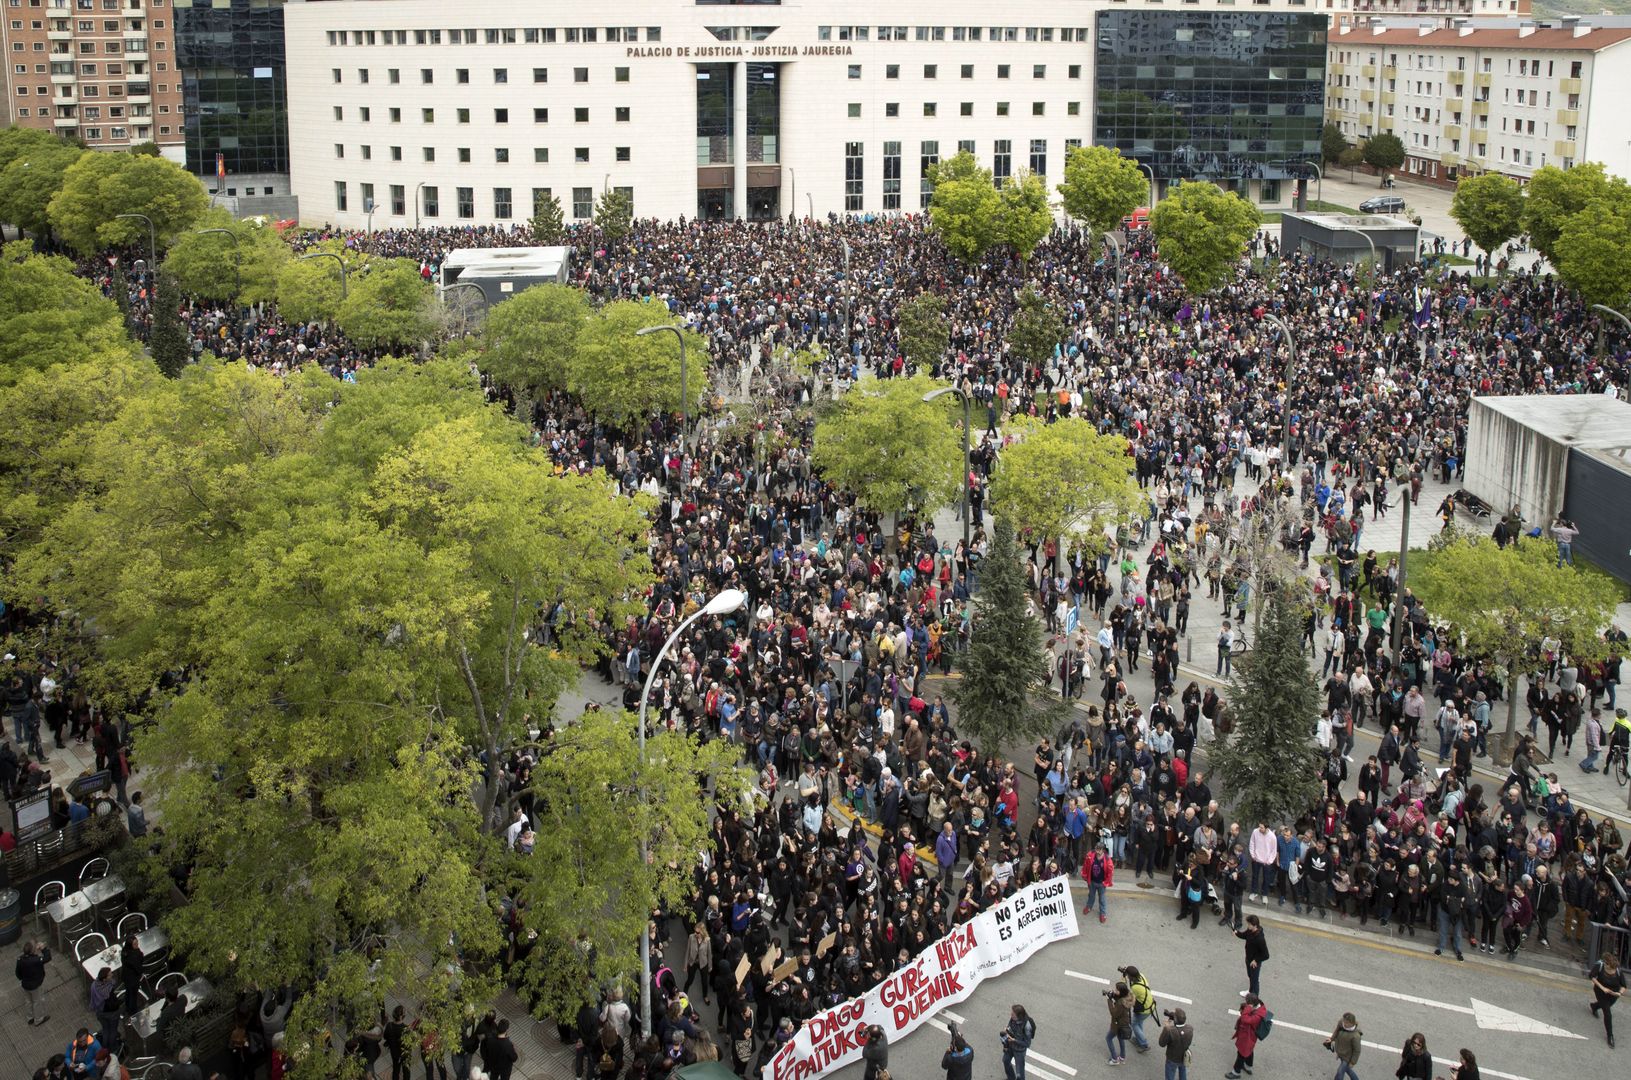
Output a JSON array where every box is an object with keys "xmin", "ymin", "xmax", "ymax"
[
  {"xmin": 8, "ymin": 15, "xmax": 159, "ymax": 29},
  {"xmin": 9, "ymin": 58, "xmax": 160, "ymax": 74},
  {"xmin": 333, "ymin": 181, "xmax": 627, "ymax": 222},
  {"xmin": 12, "ymin": 80, "xmax": 163, "ymax": 96},
  {"xmin": 332, "ymin": 64, "xmax": 625, "ymax": 85},
  {"xmin": 821, "ymin": 25, "xmax": 1090, "ymax": 43},
  {"xmin": 1337, "ymin": 49, "xmax": 1585, "ymax": 79},
  {"xmin": 847, "ymin": 62, "xmax": 1083, "ymax": 79},
  {"xmin": 331, "ymin": 104, "xmax": 631, "ymax": 124},
  {"xmin": 845, "ymin": 137, "xmax": 1081, "ymax": 211},
  {"xmin": 325, "ymin": 27, "xmax": 661, "ymax": 47},
  {"xmin": 10, "ymin": 36, "xmax": 160, "ymax": 51},
  {"xmin": 846, "ymin": 101, "xmax": 1083, "ymax": 118},
  {"xmin": 335, "ymin": 143, "xmax": 631, "ymax": 165},
  {"xmin": 4, "ymin": 0, "xmax": 158, "ymax": 8}
]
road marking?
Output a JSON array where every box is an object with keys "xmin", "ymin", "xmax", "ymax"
[
  {"xmin": 1307, "ymin": 975, "xmax": 1585, "ymax": 1038},
  {"xmin": 940, "ymin": 1008, "xmax": 1078, "ymax": 1076},
  {"xmin": 1225, "ymin": 1011, "xmax": 1540, "ymax": 1080},
  {"xmin": 1065, "ymin": 969, "xmax": 1194, "ymax": 1004},
  {"xmin": 941, "ymin": 1010, "xmax": 965, "ymax": 1023},
  {"xmin": 1025, "ymin": 1050, "xmax": 1078, "ymax": 1075}
]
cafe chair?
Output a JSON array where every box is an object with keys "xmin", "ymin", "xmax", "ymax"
[
  {"xmin": 59, "ymin": 904, "xmax": 97, "ymax": 943},
  {"xmin": 79, "ymin": 857, "xmax": 111, "ymax": 887},
  {"xmin": 141, "ymin": 945, "xmax": 170, "ymax": 980},
  {"xmin": 127, "ymin": 1057, "xmax": 172, "ymax": 1080},
  {"xmin": 116, "ymin": 912, "xmax": 149, "ymax": 939},
  {"xmin": 36, "ymin": 831, "xmax": 64, "ymax": 863},
  {"xmin": 97, "ymin": 891, "xmax": 129, "ymax": 927},
  {"xmin": 75, "ymin": 930, "xmax": 109, "ymax": 964},
  {"xmin": 32, "ymin": 880, "xmax": 66, "ymax": 935},
  {"xmin": 153, "ymin": 971, "xmax": 186, "ymax": 998}
]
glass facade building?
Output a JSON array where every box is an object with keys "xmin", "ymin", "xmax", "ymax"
[
  {"xmin": 174, "ymin": 0, "xmax": 290, "ymax": 184},
  {"xmin": 1094, "ymin": 10, "xmax": 1325, "ymax": 195}
]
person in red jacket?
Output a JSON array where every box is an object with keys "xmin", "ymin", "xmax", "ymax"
[
  {"xmin": 1227, "ymin": 994, "xmax": 1267, "ymax": 1078},
  {"xmin": 1081, "ymin": 843, "xmax": 1115, "ymax": 924}
]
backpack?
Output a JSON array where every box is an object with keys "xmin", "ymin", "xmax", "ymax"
[{"xmin": 1255, "ymin": 1010, "xmax": 1274, "ymax": 1041}]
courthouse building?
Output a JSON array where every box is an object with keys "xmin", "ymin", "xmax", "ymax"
[{"xmin": 281, "ymin": 0, "xmax": 1328, "ymax": 228}]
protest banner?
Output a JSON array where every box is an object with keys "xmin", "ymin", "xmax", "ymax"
[{"xmin": 762, "ymin": 875, "xmax": 1079, "ymax": 1080}]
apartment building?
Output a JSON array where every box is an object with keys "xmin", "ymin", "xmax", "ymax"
[
  {"xmin": 1327, "ymin": 21, "xmax": 1631, "ymax": 185},
  {"xmin": 1334, "ymin": 0, "xmax": 1529, "ymax": 30},
  {"xmin": 1, "ymin": 0, "xmax": 184, "ymax": 154}
]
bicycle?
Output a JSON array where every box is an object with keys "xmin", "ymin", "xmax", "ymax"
[{"xmin": 1607, "ymin": 741, "xmax": 1629, "ymax": 787}]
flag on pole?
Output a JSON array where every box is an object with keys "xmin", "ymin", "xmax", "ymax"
[
  {"xmin": 1413, "ymin": 291, "xmax": 1432, "ymax": 328},
  {"xmin": 1176, "ymin": 301, "xmax": 1193, "ymax": 323}
]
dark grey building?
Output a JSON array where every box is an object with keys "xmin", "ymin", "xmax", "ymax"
[
  {"xmin": 1094, "ymin": 9, "xmax": 1326, "ymax": 206},
  {"xmin": 174, "ymin": 0, "xmax": 291, "ymax": 211}
]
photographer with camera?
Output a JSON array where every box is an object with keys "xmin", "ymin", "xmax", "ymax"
[
  {"xmin": 861, "ymin": 1025, "xmax": 888, "ymax": 1080},
  {"xmin": 1157, "ymin": 1007, "xmax": 1193, "ymax": 1080},
  {"xmin": 1104, "ymin": 983, "xmax": 1133, "ymax": 1065},
  {"xmin": 941, "ymin": 1024, "xmax": 973, "ymax": 1080},
  {"xmin": 1000, "ymin": 1005, "xmax": 1035, "ymax": 1080},
  {"xmin": 1117, "ymin": 965, "xmax": 1157, "ymax": 1054}
]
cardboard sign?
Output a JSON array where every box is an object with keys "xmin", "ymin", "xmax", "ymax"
[
  {"xmin": 815, "ymin": 932, "xmax": 838, "ymax": 959},
  {"xmin": 770, "ymin": 957, "xmax": 799, "ymax": 984},
  {"xmin": 735, "ymin": 956, "xmax": 751, "ymax": 987}
]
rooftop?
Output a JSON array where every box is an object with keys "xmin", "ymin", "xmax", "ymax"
[
  {"xmin": 1473, "ymin": 394, "xmax": 1631, "ymax": 450},
  {"xmin": 1337, "ymin": 23, "xmax": 1631, "ymax": 47}
]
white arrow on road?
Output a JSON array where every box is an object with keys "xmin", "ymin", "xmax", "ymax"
[
  {"xmin": 1308, "ymin": 974, "xmax": 1585, "ymax": 1039},
  {"xmin": 1065, "ymin": 969, "xmax": 1195, "ymax": 1004}
]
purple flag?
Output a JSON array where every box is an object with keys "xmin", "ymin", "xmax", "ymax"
[
  {"xmin": 1176, "ymin": 301, "xmax": 1193, "ymax": 323},
  {"xmin": 1414, "ymin": 292, "xmax": 1432, "ymax": 328}
]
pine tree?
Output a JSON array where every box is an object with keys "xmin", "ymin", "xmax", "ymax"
[
  {"xmin": 1207, "ymin": 591, "xmax": 1324, "ymax": 826},
  {"xmin": 952, "ymin": 517, "xmax": 1066, "ymax": 756},
  {"xmin": 149, "ymin": 273, "xmax": 191, "ymax": 378},
  {"xmin": 531, "ymin": 191, "xmax": 566, "ymax": 245}
]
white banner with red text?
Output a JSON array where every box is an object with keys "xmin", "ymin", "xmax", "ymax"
[{"xmin": 762, "ymin": 875, "xmax": 1080, "ymax": 1080}]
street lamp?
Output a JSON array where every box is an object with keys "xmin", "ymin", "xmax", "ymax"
[
  {"xmin": 1591, "ymin": 303, "xmax": 1631, "ymax": 354},
  {"xmin": 840, "ymin": 240, "xmax": 853, "ymax": 395},
  {"xmin": 1135, "ymin": 162, "xmax": 1156, "ymax": 207},
  {"xmin": 1336, "ymin": 225, "xmax": 1379, "ymax": 311},
  {"xmin": 414, "ymin": 181, "xmax": 425, "ymax": 230},
  {"xmin": 1103, "ymin": 233, "xmax": 1124, "ymax": 329},
  {"xmin": 1261, "ymin": 314, "xmax": 1296, "ymax": 469},
  {"xmin": 116, "ymin": 213, "xmax": 157, "ymax": 283},
  {"xmin": 807, "ymin": 192, "xmax": 814, "ymax": 220},
  {"xmin": 922, "ymin": 386, "xmax": 972, "ymax": 556},
  {"xmin": 636, "ymin": 324, "xmax": 690, "ymax": 481},
  {"xmin": 194, "ymin": 227, "xmax": 242, "ymax": 299},
  {"xmin": 298, "ymin": 251, "xmax": 349, "ymax": 299},
  {"xmin": 635, "ymin": 587, "xmax": 747, "ymax": 1036},
  {"xmin": 787, "ymin": 167, "xmax": 795, "ymax": 220}
]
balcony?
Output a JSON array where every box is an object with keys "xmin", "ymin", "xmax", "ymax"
[
  {"xmin": 50, "ymin": 71, "xmax": 76, "ymax": 84},
  {"xmin": 1381, "ymin": 90, "xmax": 1396, "ymax": 105},
  {"xmin": 1555, "ymin": 139, "xmax": 1577, "ymax": 158},
  {"xmin": 1444, "ymin": 97, "xmax": 1461, "ymax": 114},
  {"xmin": 1449, "ymin": 69, "xmax": 1465, "ymax": 84},
  {"xmin": 1556, "ymin": 108, "xmax": 1579, "ymax": 126},
  {"xmin": 1440, "ymin": 151, "xmax": 1459, "ymax": 166},
  {"xmin": 53, "ymin": 115, "xmax": 79, "ymax": 127},
  {"xmin": 1474, "ymin": 71, "xmax": 1491, "ymax": 88},
  {"xmin": 1362, "ymin": 64, "xmax": 1377, "ymax": 78},
  {"xmin": 1383, "ymin": 64, "xmax": 1397, "ymax": 78},
  {"xmin": 1559, "ymin": 76, "xmax": 1581, "ymax": 95},
  {"xmin": 1470, "ymin": 99, "xmax": 1489, "ymax": 116},
  {"xmin": 1362, "ymin": 88, "xmax": 1377, "ymax": 103},
  {"xmin": 1330, "ymin": 62, "xmax": 1348, "ymax": 75},
  {"xmin": 1445, "ymin": 124, "xmax": 1463, "ymax": 140}
]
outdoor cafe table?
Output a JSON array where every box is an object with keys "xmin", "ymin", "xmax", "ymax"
[
  {"xmin": 43, "ymin": 875, "xmax": 125, "ymax": 948},
  {"xmin": 126, "ymin": 975, "xmax": 213, "ymax": 1052},
  {"xmin": 80, "ymin": 925, "xmax": 167, "ymax": 982}
]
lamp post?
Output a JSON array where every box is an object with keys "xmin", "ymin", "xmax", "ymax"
[
  {"xmin": 194, "ymin": 227, "xmax": 242, "ymax": 299},
  {"xmin": 636, "ymin": 324, "xmax": 690, "ymax": 483},
  {"xmin": 635, "ymin": 588, "xmax": 747, "ymax": 1037},
  {"xmin": 115, "ymin": 213, "xmax": 157, "ymax": 283},
  {"xmin": 414, "ymin": 181, "xmax": 425, "ymax": 229},
  {"xmin": 1337, "ymin": 226, "xmax": 1378, "ymax": 312},
  {"xmin": 1261, "ymin": 314, "xmax": 1296, "ymax": 470},
  {"xmin": 807, "ymin": 192, "xmax": 814, "ymax": 220},
  {"xmin": 787, "ymin": 167, "xmax": 795, "ymax": 220},
  {"xmin": 1135, "ymin": 162, "xmax": 1156, "ymax": 207},
  {"xmin": 1103, "ymin": 232, "xmax": 1124, "ymax": 330},
  {"xmin": 921, "ymin": 386, "xmax": 972, "ymax": 556},
  {"xmin": 1389, "ymin": 468, "xmax": 1413, "ymax": 672},
  {"xmin": 299, "ymin": 251, "xmax": 349, "ymax": 299},
  {"xmin": 364, "ymin": 198, "xmax": 377, "ymax": 239},
  {"xmin": 1591, "ymin": 303, "xmax": 1631, "ymax": 355},
  {"xmin": 838, "ymin": 240, "xmax": 853, "ymax": 396}
]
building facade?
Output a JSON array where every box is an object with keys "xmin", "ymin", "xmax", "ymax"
[
  {"xmin": 282, "ymin": 0, "xmax": 1327, "ymax": 229},
  {"xmin": 173, "ymin": 0, "xmax": 290, "ymax": 201},
  {"xmin": 1, "ymin": 0, "xmax": 184, "ymax": 154},
  {"xmin": 1326, "ymin": 21, "xmax": 1631, "ymax": 185}
]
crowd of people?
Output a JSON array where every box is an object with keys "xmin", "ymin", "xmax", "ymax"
[{"xmin": 20, "ymin": 206, "xmax": 1630, "ymax": 1079}]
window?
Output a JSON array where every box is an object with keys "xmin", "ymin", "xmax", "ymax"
[
  {"xmin": 423, "ymin": 108, "xmax": 435, "ymax": 123},
  {"xmin": 848, "ymin": 103, "xmax": 861, "ymax": 117},
  {"xmin": 924, "ymin": 64, "xmax": 937, "ymax": 79},
  {"xmin": 1031, "ymin": 101, "xmax": 1044, "ymax": 116},
  {"xmin": 334, "ymin": 142, "xmax": 344, "ymax": 158},
  {"xmin": 421, "ymin": 68, "xmax": 432, "ymax": 84},
  {"xmin": 495, "ymin": 147, "xmax": 509, "ymax": 163},
  {"xmin": 390, "ymin": 107, "xmax": 401, "ymax": 123},
  {"xmin": 458, "ymin": 147, "xmax": 470, "ymax": 162},
  {"xmin": 844, "ymin": 141, "xmax": 863, "ymax": 211},
  {"xmin": 332, "ymin": 67, "xmax": 341, "ymax": 83},
  {"xmin": 534, "ymin": 107, "xmax": 548, "ymax": 122},
  {"xmin": 390, "ymin": 184, "xmax": 405, "ymax": 215},
  {"xmin": 358, "ymin": 68, "xmax": 368, "ymax": 83},
  {"xmin": 575, "ymin": 107, "xmax": 588, "ymax": 122},
  {"xmin": 335, "ymin": 180, "xmax": 347, "ymax": 211},
  {"xmin": 920, "ymin": 139, "xmax": 939, "ymax": 209},
  {"xmin": 493, "ymin": 68, "xmax": 507, "ymax": 84},
  {"xmin": 456, "ymin": 186, "xmax": 473, "ymax": 219},
  {"xmin": 572, "ymin": 186, "xmax": 592, "ymax": 218},
  {"xmin": 883, "ymin": 140, "xmax": 901, "ymax": 210},
  {"xmin": 961, "ymin": 64, "xmax": 973, "ymax": 79},
  {"xmin": 575, "ymin": 146, "xmax": 589, "ymax": 162},
  {"xmin": 334, "ymin": 105, "xmax": 344, "ymax": 121},
  {"xmin": 1067, "ymin": 101, "xmax": 1080, "ymax": 116},
  {"xmin": 996, "ymin": 101, "xmax": 1009, "ymax": 116},
  {"xmin": 993, "ymin": 139, "xmax": 1011, "ymax": 185},
  {"xmin": 533, "ymin": 67, "xmax": 547, "ymax": 83},
  {"xmin": 534, "ymin": 147, "xmax": 548, "ymax": 162},
  {"xmin": 886, "ymin": 102, "xmax": 899, "ymax": 117},
  {"xmin": 423, "ymin": 146, "xmax": 435, "ymax": 161},
  {"xmin": 1068, "ymin": 64, "xmax": 1081, "ymax": 79},
  {"xmin": 997, "ymin": 65, "xmax": 1010, "ymax": 79},
  {"xmin": 360, "ymin": 107, "xmax": 371, "ymax": 122},
  {"xmin": 360, "ymin": 144, "xmax": 371, "ymax": 160},
  {"xmin": 615, "ymin": 66, "xmax": 629, "ymax": 82},
  {"xmin": 923, "ymin": 102, "xmax": 937, "ymax": 117},
  {"xmin": 848, "ymin": 64, "xmax": 860, "ymax": 79},
  {"xmin": 616, "ymin": 145, "xmax": 630, "ymax": 161},
  {"xmin": 615, "ymin": 106, "xmax": 630, "ymax": 121},
  {"xmin": 1033, "ymin": 65, "xmax": 1045, "ymax": 78},
  {"xmin": 456, "ymin": 67, "xmax": 468, "ymax": 83},
  {"xmin": 1029, "ymin": 138, "xmax": 1046, "ymax": 179},
  {"xmin": 493, "ymin": 187, "xmax": 511, "ymax": 218},
  {"xmin": 494, "ymin": 108, "xmax": 508, "ymax": 123},
  {"xmin": 388, "ymin": 68, "xmax": 399, "ymax": 84},
  {"xmin": 574, "ymin": 67, "xmax": 587, "ymax": 82},
  {"xmin": 887, "ymin": 64, "xmax": 899, "ymax": 79},
  {"xmin": 960, "ymin": 101, "xmax": 973, "ymax": 116},
  {"xmin": 958, "ymin": 140, "xmax": 976, "ymax": 156}
]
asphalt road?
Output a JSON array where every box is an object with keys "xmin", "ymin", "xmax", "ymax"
[{"xmin": 821, "ymin": 884, "xmax": 1611, "ymax": 1080}]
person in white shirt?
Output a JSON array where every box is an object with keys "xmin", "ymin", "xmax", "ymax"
[{"xmin": 504, "ymin": 808, "xmax": 528, "ymax": 850}]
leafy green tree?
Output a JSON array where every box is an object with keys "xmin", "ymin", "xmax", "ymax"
[
  {"xmin": 1451, "ymin": 173, "xmax": 1524, "ymax": 267},
  {"xmin": 994, "ymin": 170, "xmax": 1054, "ymax": 261},
  {"xmin": 1056, "ymin": 145, "xmax": 1148, "ymax": 238},
  {"xmin": 149, "ymin": 273, "xmax": 191, "ymax": 378},
  {"xmin": 335, "ymin": 258, "xmax": 436, "ymax": 350},
  {"xmin": 275, "ymin": 252, "xmax": 349, "ymax": 324},
  {"xmin": 1150, "ymin": 181, "xmax": 1261, "ymax": 294},
  {"xmin": 926, "ymin": 151, "xmax": 1000, "ymax": 262},
  {"xmin": 1207, "ymin": 591, "xmax": 1324, "ymax": 826},
  {"xmin": 1522, "ymin": 163, "xmax": 1624, "ymax": 266},
  {"xmin": 0, "ymin": 140, "xmax": 83, "ymax": 239},
  {"xmin": 0, "ymin": 126, "xmax": 65, "ymax": 175},
  {"xmin": 1321, "ymin": 122, "xmax": 1350, "ymax": 166},
  {"xmin": 593, "ymin": 187, "xmax": 634, "ymax": 243},
  {"xmin": 531, "ymin": 190, "xmax": 566, "ymax": 245},
  {"xmin": 1413, "ymin": 534, "xmax": 1618, "ymax": 761},
  {"xmin": 1338, "ymin": 146, "xmax": 1365, "ymax": 180},
  {"xmin": 1007, "ymin": 287, "xmax": 1065, "ymax": 367},
  {"xmin": 568, "ymin": 301, "xmax": 709, "ymax": 429},
  {"xmin": 1361, "ymin": 133, "xmax": 1406, "ymax": 183},
  {"xmin": 896, "ymin": 292, "xmax": 950, "ymax": 370},
  {"xmin": 477, "ymin": 284, "xmax": 589, "ymax": 400},
  {"xmin": 0, "ymin": 242, "xmax": 137, "ymax": 381},
  {"xmin": 951, "ymin": 517, "xmax": 1066, "ymax": 755},
  {"xmin": 127, "ymin": 140, "xmax": 162, "ymax": 157},
  {"xmin": 1555, "ymin": 197, "xmax": 1631, "ymax": 310},
  {"xmin": 48, "ymin": 152, "xmax": 207, "ymax": 254},
  {"xmin": 161, "ymin": 209, "xmax": 291, "ymax": 305},
  {"xmin": 811, "ymin": 374, "xmax": 961, "ymax": 521},
  {"xmin": 989, "ymin": 417, "xmax": 1141, "ymax": 558}
]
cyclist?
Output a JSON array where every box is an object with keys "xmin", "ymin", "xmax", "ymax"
[{"xmin": 1608, "ymin": 708, "xmax": 1631, "ymax": 779}]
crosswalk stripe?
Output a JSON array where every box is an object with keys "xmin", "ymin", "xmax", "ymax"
[
  {"xmin": 1065, "ymin": 969, "xmax": 1194, "ymax": 1005},
  {"xmin": 932, "ymin": 1010, "xmax": 1077, "ymax": 1076}
]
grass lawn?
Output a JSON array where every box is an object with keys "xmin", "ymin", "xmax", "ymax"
[{"xmin": 1259, "ymin": 199, "xmax": 1359, "ymax": 226}]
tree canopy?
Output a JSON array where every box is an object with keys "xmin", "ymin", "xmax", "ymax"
[
  {"xmin": 335, "ymin": 258, "xmax": 437, "ymax": 350},
  {"xmin": 593, "ymin": 187, "xmax": 635, "ymax": 243},
  {"xmin": 48, "ymin": 151, "xmax": 208, "ymax": 255},
  {"xmin": 1451, "ymin": 173, "xmax": 1524, "ymax": 260},
  {"xmin": 478, "ymin": 283, "xmax": 591, "ymax": 399},
  {"xmin": 1522, "ymin": 163, "xmax": 1623, "ymax": 267},
  {"xmin": 811, "ymin": 374, "xmax": 961, "ymax": 520},
  {"xmin": 531, "ymin": 190, "xmax": 567, "ymax": 245},
  {"xmin": 0, "ymin": 138, "xmax": 83, "ymax": 240},
  {"xmin": 895, "ymin": 292, "xmax": 950, "ymax": 370},
  {"xmin": 1149, "ymin": 181, "xmax": 1261, "ymax": 294},
  {"xmin": 994, "ymin": 170, "xmax": 1054, "ymax": 261},
  {"xmin": 926, "ymin": 151, "xmax": 1000, "ymax": 263},
  {"xmin": 1056, "ymin": 145, "xmax": 1148, "ymax": 237},
  {"xmin": 160, "ymin": 209, "xmax": 291, "ymax": 305},
  {"xmin": 568, "ymin": 301, "xmax": 710, "ymax": 430},
  {"xmin": 1554, "ymin": 196, "xmax": 1631, "ymax": 311},
  {"xmin": 1007, "ymin": 288, "xmax": 1066, "ymax": 367},
  {"xmin": 0, "ymin": 242, "xmax": 139, "ymax": 382},
  {"xmin": 988, "ymin": 417, "xmax": 1140, "ymax": 553},
  {"xmin": 1361, "ymin": 133, "xmax": 1406, "ymax": 179},
  {"xmin": 1321, "ymin": 122, "xmax": 1350, "ymax": 166}
]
